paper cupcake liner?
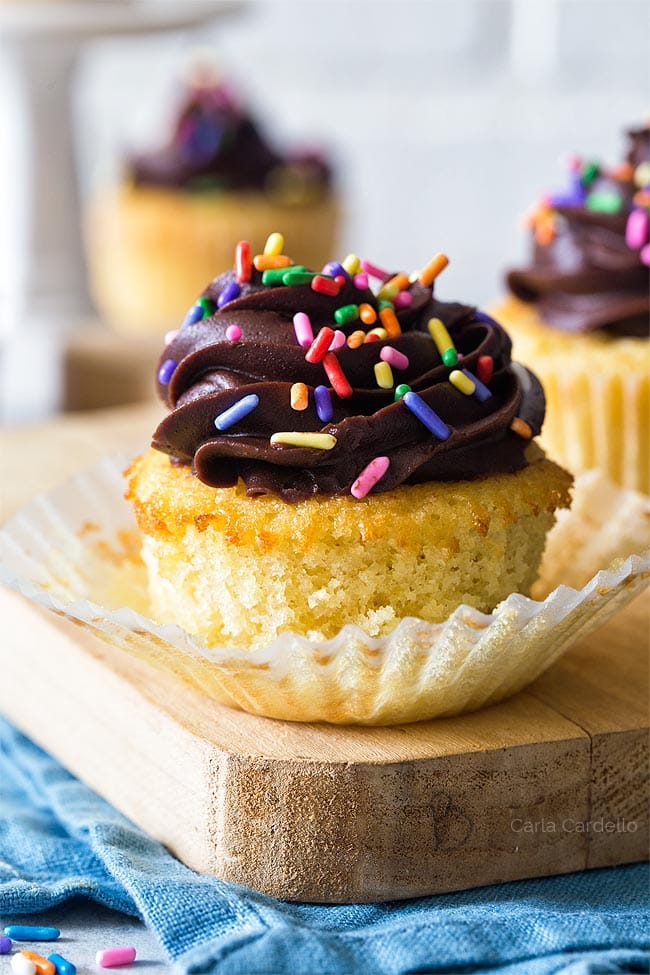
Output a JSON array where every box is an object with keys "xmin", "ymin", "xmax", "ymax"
[{"xmin": 0, "ymin": 455, "xmax": 648, "ymax": 725}]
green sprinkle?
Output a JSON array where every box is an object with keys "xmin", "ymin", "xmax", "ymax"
[
  {"xmin": 282, "ymin": 270, "xmax": 315, "ymax": 286},
  {"xmin": 442, "ymin": 347, "xmax": 458, "ymax": 367},
  {"xmin": 198, "ymin": 297, "xmax": 215, "ymax": 319},
  {"xmin": 581, "ymin": 161, "xmax": 599, "ymax": 184},
  {"xmin": 378, "ymin": 299, "xmax": 394, "ymax": 311},
  {"xmin": 585, "ymin": 191, "xmax": 623, "ymax": 214},
  {"xmin": 262, "ymin": 268, "xmax": 291, "ymax": 286},
  {"xmin": 334, "ymin": 304, "xmax": 360, "ymax": 325},
  {"xmin": 395, "ymin": 383, "xmax": 411, "ymax": 401}
]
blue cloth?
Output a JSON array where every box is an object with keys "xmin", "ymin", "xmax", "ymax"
[{"xmin": 1, "ymin": 718, "xmax": 648, "ymax": 975}]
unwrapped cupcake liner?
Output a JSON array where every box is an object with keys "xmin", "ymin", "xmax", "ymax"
[{"xmin": 0, "ymin": 455, "xmax": 648, "ymax": 725}]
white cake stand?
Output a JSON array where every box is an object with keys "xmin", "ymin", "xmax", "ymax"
[{"xmin": 0, "ymin": 0, "xmax": 240, "ymax": 421}]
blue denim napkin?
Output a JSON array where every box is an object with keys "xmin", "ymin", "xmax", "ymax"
[{"xmin": 1, "ymin": 718, "xmax": 648, "ymax": 975}]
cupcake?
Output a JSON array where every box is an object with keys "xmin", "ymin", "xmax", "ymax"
[
  {"xmin": 126, "ymin": 235, "xmax": 571, "ymax": 651},
  {"xmin": 493, "ymin": 124, "xmax": 650, "ymax": 493},
  {"xmin": 87, "ymin": 75, "xmax": 339, "ymax": 335}
]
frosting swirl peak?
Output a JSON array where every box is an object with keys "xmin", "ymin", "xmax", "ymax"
[{"xmin": 153, "ymin": 245, "xmax": 545, "ymax": 502}]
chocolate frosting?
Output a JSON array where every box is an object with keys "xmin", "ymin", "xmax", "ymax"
[
  {"xmin": 130, "ymin": 82, "xmax": 331, "ymax": 198},
  {"xmin": 507, "ymin": 126, "xmax": 650, "ymax": 337},
  {"xmin": 152, "ymin": 267, "xmax": 546, "ymax": 502}
]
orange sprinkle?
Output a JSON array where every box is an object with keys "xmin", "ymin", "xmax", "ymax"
[
  {"xmin": 418, "ymin": 253, "xmax": 449, "ymax": 287},
  {"xmin": 535, "ymin": 218, "xmax": 556, "ymax": 247},
  {"xmin": 290, "ymin": 382, "xmax": 309, "ymax": 411},
  {"xmin": 633, "ymin": 190, "xmax": 650, "ymax": 208},
  {"xmin": 347, "ymin": 330, "xmax": 366, "ymax": 349},
  {"xmin": 359, "ymin": 303, "xmax": 377, "ymax": 325},
  {"xmin": 510, "ymin": 417, "xmax": 533, "ymax": 440},
  {"xmin": 385, "ymin": 272, "xmax": 409, "ymax": 292},
  {"xmin": 253, "ymin": 254, "xmax": 292, "ymax": 271},
  {"xmin": 379, "ymin": 306, "xmax": 402, "ymax": 338},
  {"xmin": 611, "ymin": 162, "xmax": 634, "ymax": 182}
]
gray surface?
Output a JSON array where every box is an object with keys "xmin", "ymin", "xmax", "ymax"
[{"xmin": 2, "ymin": 902, "xmax": 169, "ymax": 974}]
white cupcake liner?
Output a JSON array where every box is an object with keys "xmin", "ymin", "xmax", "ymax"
[{"xmin": 0, "ymin": 455, "xmax": 648, "ymax": 725}]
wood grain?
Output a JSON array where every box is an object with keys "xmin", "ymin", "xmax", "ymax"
[{"xmin": 0, "ymin": 406, "xmax": 647, "ymax": 901}]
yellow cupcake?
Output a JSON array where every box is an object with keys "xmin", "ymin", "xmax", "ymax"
[{"xmin": 126, "ymin": 445, "xmax": 571, "ymax": 650}]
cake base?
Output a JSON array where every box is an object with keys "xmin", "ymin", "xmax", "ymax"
[{"xmin": 0, "ymin": 585, "xmax": 646, "ymax": 903}]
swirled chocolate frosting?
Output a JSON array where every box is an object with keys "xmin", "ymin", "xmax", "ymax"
[
  {"xmin": 130, "ymin": 81, "xmax": 331, "ymax": 199},
  {"xmin": 507, "ymin": 125, "xmax": 650, "ymax": 337},
  {"xmin": 152, "ymin": 250, "xmax": 545, "ymax": 502}
]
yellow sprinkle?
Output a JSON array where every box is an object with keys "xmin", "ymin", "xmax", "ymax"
[
  {"xmin": 347, "ymin": 330, "xmax": 366, "ymax": 349},
  {"xmin": 263, "ymin": 232, "xmax": 284, "ymax": 256},
  {"xmin": 342, "ymin": 253, "xmax": 360, "ymax": 275},
  {"xmin": 290, "ymin": 382, "xmax": 309, "ymax": 411},
  {"xmin": 379, "ymin": 307, "xmax": 401, "ymax": 338},
  {"xmin": 367, "ymin": 327, "xmax": 388, "ymax": 340},
  {"xmin": 408, "ymin": 270, "xmax": 419, "ymax": 283},
  {"xmin": 418, "ymin": 253, "xmax": 449, "ymax": 287},
  {"xmin": 449, "ymin": 370, "xmax": 475, "ymax": 396},
  {"xmin": 374, "ymin": 361, "xmax": 394, "ymax": 389},
  {"xmin": 270, "ymin": 432, "xmax": 337, "ymax": 450},
  {"xmin": 377, "ymin": 281, "xmax": 399, "ymax": 301},
  {"xmin": 428, "ymin": 317, "xmax": 455, "ymax": 355}
]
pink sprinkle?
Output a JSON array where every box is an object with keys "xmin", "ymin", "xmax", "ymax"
[
  {"xmin": 393, "ymin": 291, "xmax": 413, "ymax": 310},
  {"xmin": 351, "ymin": 456, "xmax": 390, "ymax": 499},
  {"xmin": 641, "ymin": 243, "xmax": 650, "ymax": 267},
  {"xmin": 360, "ymin": 259, "xmax": 390, "ymax": 281},
  {"xmin": 293, "ymin": 312, "xmax": 314, "ymax": 348},
  {"xmin": 95, "ymin": 946, "xmax": 136, "ymax": 968},
  {"xmin": 226, "ymin": 324, "xmax": 242, "ymax": 341},
  {"xmin": 380, "ymin": 347, "xmax": 409, "ymax": 370},
  {"xmin": 164, "ymin": 329, "xmax": 179, "ymax": 346},
  {"xmin": 564, "ymin": 153, "xmax": 582, "ymax": 173},
  {"xmin": 329, "ymin": 329, "xmax": 347, "ymax": 351},
  {"xmin": 353, "ymin": 272, "xmax": 369, "ymax": 290},
  {"xmin": 626, "ymin": 208, "xmax": 649, "ymax": 250}
]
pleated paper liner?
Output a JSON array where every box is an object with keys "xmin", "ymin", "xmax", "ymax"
[{"xmin": 0, "ymin": 455, "xmax": 648, "ymax": 726}]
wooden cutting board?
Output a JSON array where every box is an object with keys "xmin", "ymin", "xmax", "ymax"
[{"xmin": 1, "ymin": 407, "xmax": 648, "ymax": 903}]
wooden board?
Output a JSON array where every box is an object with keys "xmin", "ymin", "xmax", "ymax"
[{"xmin": 1, "ymin": 407, "xmax": 648, "ymax": 902}]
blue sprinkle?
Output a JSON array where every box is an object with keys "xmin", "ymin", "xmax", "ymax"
[
  {"xmin": 217, "ymin": 281, "xmax": 242, "ymax": 308},
  {"xmin": 462, "ymin": 368, "xmax": 492, "ymax": 403},
  {"xmin": 473, "ymin": 310, "xmax": 500, "ymax": 327},
  {"xmin": 181, "ymin": 302, "xmax": 203, "ymax": 330},
  {"xmin": 403, "ymin": 391, "xmax": 450, "ymax": 441},
  {"xmin": 314, "ymin": 385, "xmax": 333, "ymax": 422},
  {"xmin": 157, "ymin": 359, "xmax": 177, "ymax": 385},
  {"xmin": 48, "ymin": 954, "xmax": 76, "ymax": 975},
  {"xmin": 214, "ymin": 394, "xmax": 260, "ymax": 431},
  {"xmin": 4, "ymin": 926, "xmax": 60, "ymax": 942}
]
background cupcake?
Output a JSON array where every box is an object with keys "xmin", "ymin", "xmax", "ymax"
[
  {"xmin": 493, "ymin": 124, "xmax": 650, "ymax": 494},
  {"xmin": 87, "ymin": 73, "xmax": 339, "ymax": 335}
]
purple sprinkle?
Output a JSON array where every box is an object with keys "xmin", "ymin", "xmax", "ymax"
[
  {"xmin": 314, "ymin": 385, "xmax": 333, "ymax": 422},
  {"xmin": 473, "ymin": 310, "xmax": 500, "ymax": 327},
  {"xmin": 158, "ymin": 358, "xmax": 177, "ymax": 385},
  {"xmin": 462, "ymin": 368, "xmax": 492, "ymax": 402},
  {"xmin": 217, "ymin": 281, "xmax": 241, "ymax": 308},
  {"xmin": 181, "ymin": 302, "xmax": 203, "ymax": 329},
  {"xmin": 0, "ymin": 937, "xmax": 11, "ymax": 954},
  {"xmin": 322, "ymin": 261, "xmax": 348, "ymax": 280}
]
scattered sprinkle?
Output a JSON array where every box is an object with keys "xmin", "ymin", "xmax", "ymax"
[
  {"xmin": 351, "ymin": 456, "xmax": 390, "ymax": 499},
  {"xmin": 353, "ymin": 272, "xmax": 369, "ymax": 290},
  {"xmin": 394, "ymin": 383, "xmax": 411, "ymax": 401},
  {"xmin": 366, "ymin": 327, "xmax": 388, "ymax": 341},
  {"xmin": 16, "ymin": 952, "xmax": 55, "ymax": 975},
  {"xmin": 293, "ymin": 312, "xmax": 314, "ymax": 348},
  {"xmin": 347, "ymin": 330, "xmax": 366, "ymax": 349},
  {"xmin": 47, "ymin": 955, "xmax": 75, "ymax": 975},
  {"xmin": 418, "ymin": 253, "xmax": 449, "ymax": 287},
  {"xmin": 264, "ymin": 231, "xmax": 284, "ymax": 256},
  {"xmin": 374, "ymin": 361, "xmax": 394, "ymax": 389},
  {"xmin": 157, "ymin": 359, "xmax": 177, "ymax": 385},
  {"xmin": 282, "ymin": 269, "xmax": 315, "ymax": 286},
  {"xmin": 585, "ymin": 190, "xmax": 622, "ymax": 214},
  {"xmin": 214, "ymin": 394, "xmax": 260, "ymax": 431},
  {"xmin": 403, "ymin": 391, "xmax": 450, "ymax": 440},
  {"xmin": 427, "ymin": 317, "xmax": 456, "ymax": 363},
  {"xmin": 462, "ymin": 368, "xmax": 492, "ymax": 402},
  {"xmin": 634, "ymin": 162, "xmax": 650, "ymax": 188},
  {"xmin": 217, "ymin": 281, "xmax": 241, "ymax": 308},
  {"xmin": 0, "ymin": 937, "xmax": 11, "ymax": 955},
  {"xmin": 360, "ymin": 259, "xmax": 390, "ymax": 281},
  {"xmin": 323, "ymin": 352, "xmax": 353, "ymax": 398},
  {"xmin": 181, "ymin": 302, "xmax": 203, "ymax": 329},
  {"xmin": 95, "ymin": 947, "xmax": 137, "ymax": 969},
  {"xmin": 164, "ymin": 329, "xmax": 179, "ymax": 346},
  {"xmin": 271, "ymin": 432, "xmax": 337, "ymax": 450},
  {"xmin": 380, "ymin": 346, "xmax": 409, "ymax": 370},
  {"xmin": 253, "ymin": 254, "xmax": 292, "ymax": 271},
  {"xmin": 290, "ymin": 383, "xmax": 309, "ymax": 411},
  {"xmin": 449, "ymin": 369, "xmax": 475, "ymax": 396},
  {"xmin": 329, "ymin": 329, "xmax": 347, "ymax": 350},
  {"xmin": 4, "ymin": 928, "xmax": 60, "ymax": 942},
  {"xmin": 305, "ymin": 327, "xmax": 335, "ymax": 363},
  {"xmin": 311, "ymin": 275, "xmax": 340, "ymax": 296},
  {"xmin": 379, "ymin": 306, "xmax": 402, "ymax": 337},
  {"xmin": 334, "ymin": 304, "xmax": 359, "ymax": 325},
  {"xmin": 477, "ymin": 355, "xmax": 494, "ymax": 383},
  {"xmin": 198, "ymin": 297, "xmax": 215, "ymax": 318},
  {"xmin": 393, "ymin": 290, "xmax": 413, "ymax": 309},
  {"xmin": 359, "ymin": 303, "xmax": 377, "ymax": 324},
  {"xmin": 235, "ymin": 240, "xmax": 251, "ymax": 283},
  {"xmin": 342, "ymin": 253, "xmax": 361, "ymax": 276},
  {"xmin": 322, "ymin": 261, "xmax": 347, "ymax": 279},
  {"xmin": 225, "ymin": 324, "xmax": 242, "ymax": 341},
  {"xmin": 314, "ymin": 385, "xmax": 333, "ymax": 421},
  {"xmin": 626, "ymin": 209, "xmax": 649, "ymax": 249},
  {"xmin": 510, "ymin": 417, "xmax": 533, "ymax": 440}
]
